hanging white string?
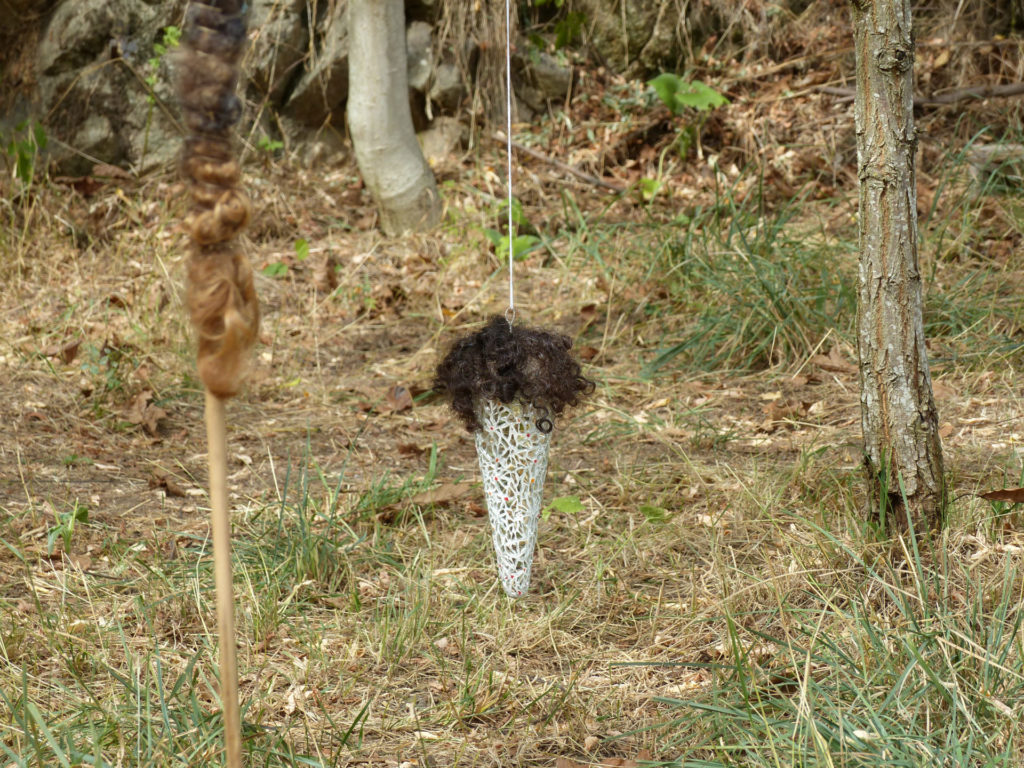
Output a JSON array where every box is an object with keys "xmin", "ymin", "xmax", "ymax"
[{"xmin": 504, "ymin": 0, "xmax": 515, "ymax": 321}]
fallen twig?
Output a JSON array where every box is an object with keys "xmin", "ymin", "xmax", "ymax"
[
  {"xmin": 918, "ymin": 82, "xmax": 1024, "ymax": 105},
  {"xmin": 494, "ymin": 134, "xmax": 627, "ymax": 193},
  {"xmin": 820, "ymin": 82, "xmax": 1024, "ymax": 106}
]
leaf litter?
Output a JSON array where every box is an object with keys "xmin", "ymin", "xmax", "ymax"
[{"xmin": 1, "ymin": 11, "xmax": 1024, "ymax": 765}]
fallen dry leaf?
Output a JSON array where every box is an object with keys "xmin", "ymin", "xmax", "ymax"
[
  {"xmin": 979, "ymin": 487, "xmax": 1024, "ymax": 503},
  {"xmin": 124, "ymin": 391, "xmax": 168, "ymax": 437},
  {"xmin": 759, "ymin": 398, "xmax": 810, "ymax": 431},
  {"xmin": 67, "ymin": 553, "xmax": 93, "ymax": 571},
  {"xmin": 763, "ymin": 399, "xmax": 808, "ymax": 420},
  {"xmin": 106, "ymin": 292, "xmax": 131, "ymax": 309},
  {"xmin": 54, "ymin": 175, "xmax": 103, "ymax": 196},
  {"xmin": 407, "ymin": 482, "xmax": 473, "ymax": 506},
  {"xmin": 43, "ymin": 339, "xmax": 81, "ymax": 364},
  {"xmin": 384, "ymin": 384, "xmax": 414, "ymax": 413},
  {"xmin": 810, "ymin": 345, "xmax": 857, "ymax": 374},
  {"xmin": 377, "ymin": 482, "xmax": 475, "ymax": 523},
  {"xmin": 92, "ymin": 162, "xmax": 131, "ymax": 179},
  {"xmin": 313, "ymin": 252, "xmax": 340, "ymax": 292},
  {"xmin": 149, "ymin": 469, "xmax": 187, "ymax": 497}
]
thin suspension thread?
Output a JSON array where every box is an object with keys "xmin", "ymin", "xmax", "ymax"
[{"xmin": 504, "ymin": 0, "xmax": 515, "ymax": 321}]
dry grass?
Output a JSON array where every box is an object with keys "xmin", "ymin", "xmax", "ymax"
[
  {"xmin": 3, "ymin": 140, "xmax": 1023, "ymax": 765},
  {"xmin": 2, "ymin": 7, "xmax": 1024, "ymax": 765}
]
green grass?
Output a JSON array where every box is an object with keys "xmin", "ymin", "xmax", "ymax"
[
  {"xmin": 640, "ymin": 180, "xmax": 858, "ymax": 375},
  {"xmin": 648, "ymin": 518, "xmax": 1024, "ymax": 766},
  {"xmin": 572, "ymin": 144, "xmax": 1023, "ymax": 379},
  {"xmin": 3, "ymin": 111, "xmax": 1024, "ymax": 768}
]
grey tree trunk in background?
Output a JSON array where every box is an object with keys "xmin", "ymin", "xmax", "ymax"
[
  {"xmin": 347, "ymin": 0, "xmax": 441, "ymax": 236},
  {"xmin": 850, "ymin": 0, "xmax": 945, "ymax": 531}
]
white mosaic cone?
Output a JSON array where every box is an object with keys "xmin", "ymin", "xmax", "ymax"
[{"xmin": 475, "ymin": 399, "xmax": 553, "ymax": 597}]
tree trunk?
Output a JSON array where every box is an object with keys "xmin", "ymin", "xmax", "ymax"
[
  {"xmin": 347, "ymin": 0, "xmax": 441, "ymax": 236},
  {"xmin": 850, "ymin": 0, "xmax": 945, "ymax": 531}
]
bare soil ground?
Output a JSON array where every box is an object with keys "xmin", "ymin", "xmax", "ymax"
[{"xmin": 3, "ymin": 29, "xmax": 1024, "ymax": 765}]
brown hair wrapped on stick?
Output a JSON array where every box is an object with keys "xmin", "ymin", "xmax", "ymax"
[
  {"xmin": 176, "ymin": 0, "xmax": 259, "ymax": 399},
  {"xmin": 174, "ymin": 3, "xmax": 256, "ymax": 766}
]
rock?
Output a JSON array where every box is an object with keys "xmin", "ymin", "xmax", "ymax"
[
  {"xmin": 417, "ymin": 115, "xmax": 463, "ymax": 167},
  {"xmin": 428, "ymin": 61, "xmax": 464, "ymax": 113},
  {"xmin": 36, "ymin": 0, "xmax": 162, "ymax": 100},
  {"xmin": 572, "ymin": 0, "xmax": 688, "ymax": 75},
  {"xmin": 5, "ymin": 0, "xmax": 533, "ymax": 175},
  {"xmin": 277, "ymin": 115, "xmax": 349, "ymax": 168},
  {"xmin": 406, "ymin": 21, "xmax": 433, "ymax": 92},
  {"xmin": 284, "ymin": 3, "xmax": 349, "ymax": 127},
  {"xmin": 525, "ymin": 52, "xmax": 572, "ymax": 100},
  {"xmin": 514, "ymin": 50, "xmax": 572, "ymax": 112},
  {"xmin": 34, "ymin": 0, "xmax": 188, "ymax": 174},
  {"xmin": 248, "ymin": 0, "xmax": 309, "ymax": 106},
  {"xmin": 72, "ymin": 113, "xmax": 122, "ymax": 165},
  {"xmin": 0, "ymin": 0, "xmax": 57, "ymax": 18}
]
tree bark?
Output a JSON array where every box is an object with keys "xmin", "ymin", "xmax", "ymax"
[
  {"xmin": 850, "ymin": 0, "xmax": 945, "ymax": 531},
  {"xmin": 347, "ymin": 0, "xmax": 441, "ymax": 236}
]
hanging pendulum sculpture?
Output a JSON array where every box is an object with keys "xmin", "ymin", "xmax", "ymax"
[
  {"xmin": 435, "ymin": 318, "xmax": 592, "ymax": 597},
  {"xmin": 176, "ymin": 2, "xmax": 258, "ymax": 766},
  {"xmin": 475, "ymin": 395, "xmax": 552, "ymax": 597},
  {"xmin": 434, "ymin": 0, "xmax": 591, "ymax": 598}
]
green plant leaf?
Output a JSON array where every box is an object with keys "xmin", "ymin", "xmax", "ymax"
[
  {"xmin": 163, "ymin": 25, "xmax": 181, "ymax": 48},
  {"xmin": 551, "ymin": 495, "xmax": 584, "ymax": 514},
  {"xmin": 504, "ymin": 198, "xmax": 527, "ymax": 226},
  {"xmin": 258, "ymin": 135, "xmax": 284, "ymax": 153},
  {"xmin": 511, "ymin": 234, "xmax": 541, "ymax": 261},
  {"xmin": 639, "ymin": 177, "xmax": 663, "ymax": 201},
  {"xmin": 648, "ymin": 73, "xmax": 685, "ymax": 114},
  {"xmin": 262, "ymin": 261, "xmax": 288, "ymax": 277},
  {"xmin": 673, "ymin": 79, "xmax": 729, "ymax": 112},
  {"xmin": 32, "ymin": 123, "xmax": 47, "ymax": 151},
  {"xmin": 554, "ymin": 11, "xmax": 585, "ymax": 49},
  {"xmin": 489, "ymin": 230, "xmax": 541, "ymax": 262},
  {"xmin": 543, "ymin": 495, "xmax": 584, "ymax": 520},
  {"xmin": 648, "ymin": 73, "xmax": 728, "ymax": 115},
  {"xmin": 640, "ymin": 504, "xmax": 670, "ymax": 522},
  {"xmin": 484, "ymin": 228, "xmax": 503, "ymax": 249},
  {"xmin": 294, "ymin": 238, "xmax": 309, "ymax": 261}
]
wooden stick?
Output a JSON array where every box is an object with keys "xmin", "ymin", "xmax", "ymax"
[
  {"xmin": 205, "ymin": 390, "xmax": 243, "ymax": 768},
  {"xmin": 493, "ymin": 134, "xmax": 627, "ymax": 192},
  {"xmin": 820, "ymin": 82, "xmax": 1024, "ymax": 107},
  {"xmin": 918, "ymin": 82, "xmax": 1024, "ymax": 106}
]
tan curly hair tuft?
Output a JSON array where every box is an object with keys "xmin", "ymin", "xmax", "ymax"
[{"xmin": 176, "ymin": 0, "xmax": 259, "ymax": 399}]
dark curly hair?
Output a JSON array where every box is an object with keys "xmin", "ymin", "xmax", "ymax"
[{"xmin": 434, "ymin": 315, "xmax": 594, "ymax": 433}]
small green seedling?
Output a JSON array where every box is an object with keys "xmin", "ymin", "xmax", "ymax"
[
  {"xmin": 146, "ymin": 26, "xmax": 181, "ymax": 103},
  {"xmin": 647, "ymin": 73, "xmax": 728, "ymax": 160},
  {"xmin": 4, "ymin": 120, "xmax": 47, "ymax": 185},
  {"xmin": 486, "ymin": 197, "xmax": 542, "ymax": 261},
  {"xmin": 47, "ymin": 502, "xmax": 89, "ymax": 555},
  {"xmin": 257, "ymin": 135, "xmax": 284, "ymax": 154}
]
